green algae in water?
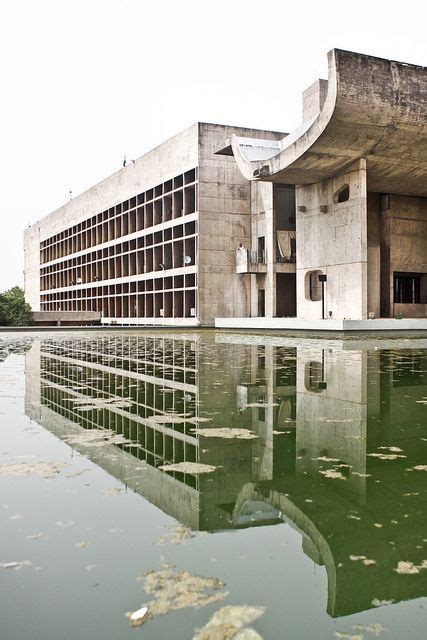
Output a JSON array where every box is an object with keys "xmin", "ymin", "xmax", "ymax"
[{"xmin": 0, "ymin": 330, "xmax": 426, "ymax": 640}]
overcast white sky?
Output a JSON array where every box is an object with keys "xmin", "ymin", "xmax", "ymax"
[{"xmin": 0, "ymin": 0, "xmax": 425, "ymax": 291}]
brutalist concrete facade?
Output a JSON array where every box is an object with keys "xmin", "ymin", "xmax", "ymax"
[
  {"xmin": 225, "ymin": 49, "xmax": 427, "ymax": 323},
  {"xmin": 23, "ymin": 123, "xmax": 283, "ymax": 326},
  {"xmin": 24, "ymin": 49, "xmax": 426, "ymax": 326}
]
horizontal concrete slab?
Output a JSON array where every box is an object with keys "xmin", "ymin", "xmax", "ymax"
[
  {"xmin": 215, "ymin": 317, "xmax": 427, "ymax": 332},
  {"xmin": 33, "ymin": 311, "xmax": 101, "ymax": 321}
]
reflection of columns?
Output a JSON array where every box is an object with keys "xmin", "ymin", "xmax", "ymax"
[
  {"xmin": 265, "ymin": 205, "xmax": 276, "ymax": 318},
  {"xmin": 295, "ymin": 347, "xmax": 368, "ymax": 503},
  {"xmin": 25, "ymin": 342, "xmax": 42, "ymax": 421},
  {"xmin": 252, "ymin": 345, "xmax": 275, "ymax": 481},
  {"xmin": 251, "ymin": 182, "xmax": 275, "ymax": 317}
]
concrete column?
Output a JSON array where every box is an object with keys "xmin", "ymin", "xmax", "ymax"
[{"xmin": 296, "ymin": 159, "xmax": 368, "ymax": 320}]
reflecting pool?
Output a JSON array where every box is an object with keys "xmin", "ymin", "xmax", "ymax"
[{"xmin": 1, "ymin": 331, "xmax": 426, "ymax": 639}]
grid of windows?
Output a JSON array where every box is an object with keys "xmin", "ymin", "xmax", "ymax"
[{"xmin": 39, "ymin": 169, "xmax": 198, "ymax": 320}]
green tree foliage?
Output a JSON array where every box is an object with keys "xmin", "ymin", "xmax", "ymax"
[{"xmin": 0, "ymin": 287, "xmax": 33, "ymax": 326}]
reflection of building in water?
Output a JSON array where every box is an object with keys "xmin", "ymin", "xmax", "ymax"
[
  {"xmin": 25, "ymin": 334, "xmax": 261, "ymax": 530},
  {"xmin": 25, "ymin": 334, "xmax": 427, "ymax": 617}
]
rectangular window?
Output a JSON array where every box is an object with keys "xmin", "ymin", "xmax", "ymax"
[{"xmin": 394, "ymin": 272, "xmax": 421, "ymax": 304}]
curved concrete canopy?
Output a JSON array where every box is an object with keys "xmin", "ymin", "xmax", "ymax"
[{"xmin": 229, "ymin": 49, "xmax": 427, "ymax": 196}]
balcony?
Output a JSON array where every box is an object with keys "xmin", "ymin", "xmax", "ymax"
[
  {"xmin": 236, "ymin": 248, "xmax": 267, "ymax": 274},
  {"xmin": 236, "ymin": 231, "xmax": 296, "ymax": 274}
]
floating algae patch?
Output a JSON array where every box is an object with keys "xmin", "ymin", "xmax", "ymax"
[
  {"xmin": 192, "ymin": 428, "xmax": 257, "ymax": 440},
  {"xmin": 352, "ymin": 623, "xmax": 386, "ymax": 637},
  {"xmin": 372, "ymin": 598, "xmax": 395, "ymax": 607},
  {"xmin": 193, "ymin": 605, "xmax": 266, "ymax": 640},
  {"xmin": 156, "ymin": 524, "xmax": 196, "ymax": 545},
  {"xmin": 367, "ymin": 453, "xmax": 406, "ymax": 461},
  {"xmin": 0, "ymin": 461, "xmax": 66, "ymax": 478},
  {"xmin": 147, "ymin": 415, "xmax": 186, "ymax": 424},
  {"xmin": 349, "ymin": 555, "xmax": 376, "ymax": 566},
  {"xmin": 394, "ymin": 560, "xmax": 427, "ymax": 574},
  {"xmin": 159, "ymin": 462, "xmax": 217, "ymax": 474},
  {"xmin": 319, "ymin": 469, "xmax": 347, "ymax": 480},
  {"xmin": 133, "ymin": 567, "xmax": 226, "ymax": 618},
  {"xmin": 61, "ymin": 429, "xmax": 133, "ymax": 448}
]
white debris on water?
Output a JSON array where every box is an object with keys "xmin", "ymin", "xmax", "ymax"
[
  {"xmin": 125, "ymin": 605, "xmax": 151, "ymax": 627},
  {"xmin": 0, "ymin": 560, "xmax": 32, "ymax": 570}
]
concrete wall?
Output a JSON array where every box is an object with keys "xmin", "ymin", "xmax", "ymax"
[
  {"xmin": 380, "ymin": 194, "xmax": 427, "ymax": 318},
  {"xmin": 302, "ymin": 79, "xmax": 328, "ymax": 122},
  {"xmin": 296, "ymin": 159, "xmax": 367, "ymax": 320},
  {"xmin": 24, "ymin": 224, "xmax": 42, "ymax": 311},
  {"xmin": 24, "ymin": 122, "xmax": 285, "ymax": 326},
  {"xmin": 197, "ymin": 123, "xmax": 282, "ymax": 324}
]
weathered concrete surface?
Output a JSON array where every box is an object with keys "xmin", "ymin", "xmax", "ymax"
[
  {"xmin": 302, "ymin": 79, "xmax": 328, "ymax": 122},
  {"xmin": 230, "ymin": 49, "xmax": 427, "ymax": 197},
  {"xmin": 24, "ymin": 49, "xmax": 426, "ymax": 329},
  {"xmin": 197, "ymin": 123, "xmax": 283, "ymax": 324},
  {"xmin": 33, "ymin": 311, "xmax": 101, "ymax": 325},
  {"xmin": 224, "ymin": 49, "xmax": 426, "ymax": 323},
  {"xmin": 24, "ymin": 122, "xmax": 283, "ymax": 326},
  {"xmin": 379, "ymin": 194, "xmax": 427, "ymax": 317},
  {"xmin": 214, "ymin": 316, "xmax": 427, "ymax": 332},
  {"xmin": 296, "ymin": 159, "xmax": 367, "ymax": 320}
]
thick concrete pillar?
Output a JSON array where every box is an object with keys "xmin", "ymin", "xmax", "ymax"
[
  {"xmin": 251, "ymin": 182, "xmax": 275, "ymax": 317},
  {"xmin": 295, "ymin": 159, "xmax": 368, "ymax": 320}
]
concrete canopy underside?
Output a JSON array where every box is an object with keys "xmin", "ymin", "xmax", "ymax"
[{"xmin": 226, "ymin": 49, "xmax": 427, "ymax": 197}]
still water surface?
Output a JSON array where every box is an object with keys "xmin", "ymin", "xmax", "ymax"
[{"xmin": 0, "ymin": 331, "xmax": 426, "ymax": 639}]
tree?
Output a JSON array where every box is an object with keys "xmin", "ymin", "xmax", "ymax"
[{"xmin": 0, "ymin": 287, "xmax": 33, "ymax": 326}]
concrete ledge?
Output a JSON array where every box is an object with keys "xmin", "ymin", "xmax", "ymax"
[
  {"xmin": 101, "ymin": 317, "xmax": 200, "ymax": 327},
  {"xmin": 32, "ymin": 311, "xmax": 101, "ymax": 326},
  {"xmin": 33, "ymin": 311, "xmax": 101, "ymax": 320},
  {"xmin": 214, "ymin": 317, "xmax": 427, "ymax": 332}
]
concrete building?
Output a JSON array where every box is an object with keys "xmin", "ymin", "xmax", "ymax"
[
  {"xmin": 24, "ymin": 49, "xmax": 426, "ymax": 328},
  {"xmin": 24, "ymin": 123, "xmax": 283, "ymax": 326},
  {"xmin": 218, "ymin": 49, "xmax": 427, "ymax": 328}
]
